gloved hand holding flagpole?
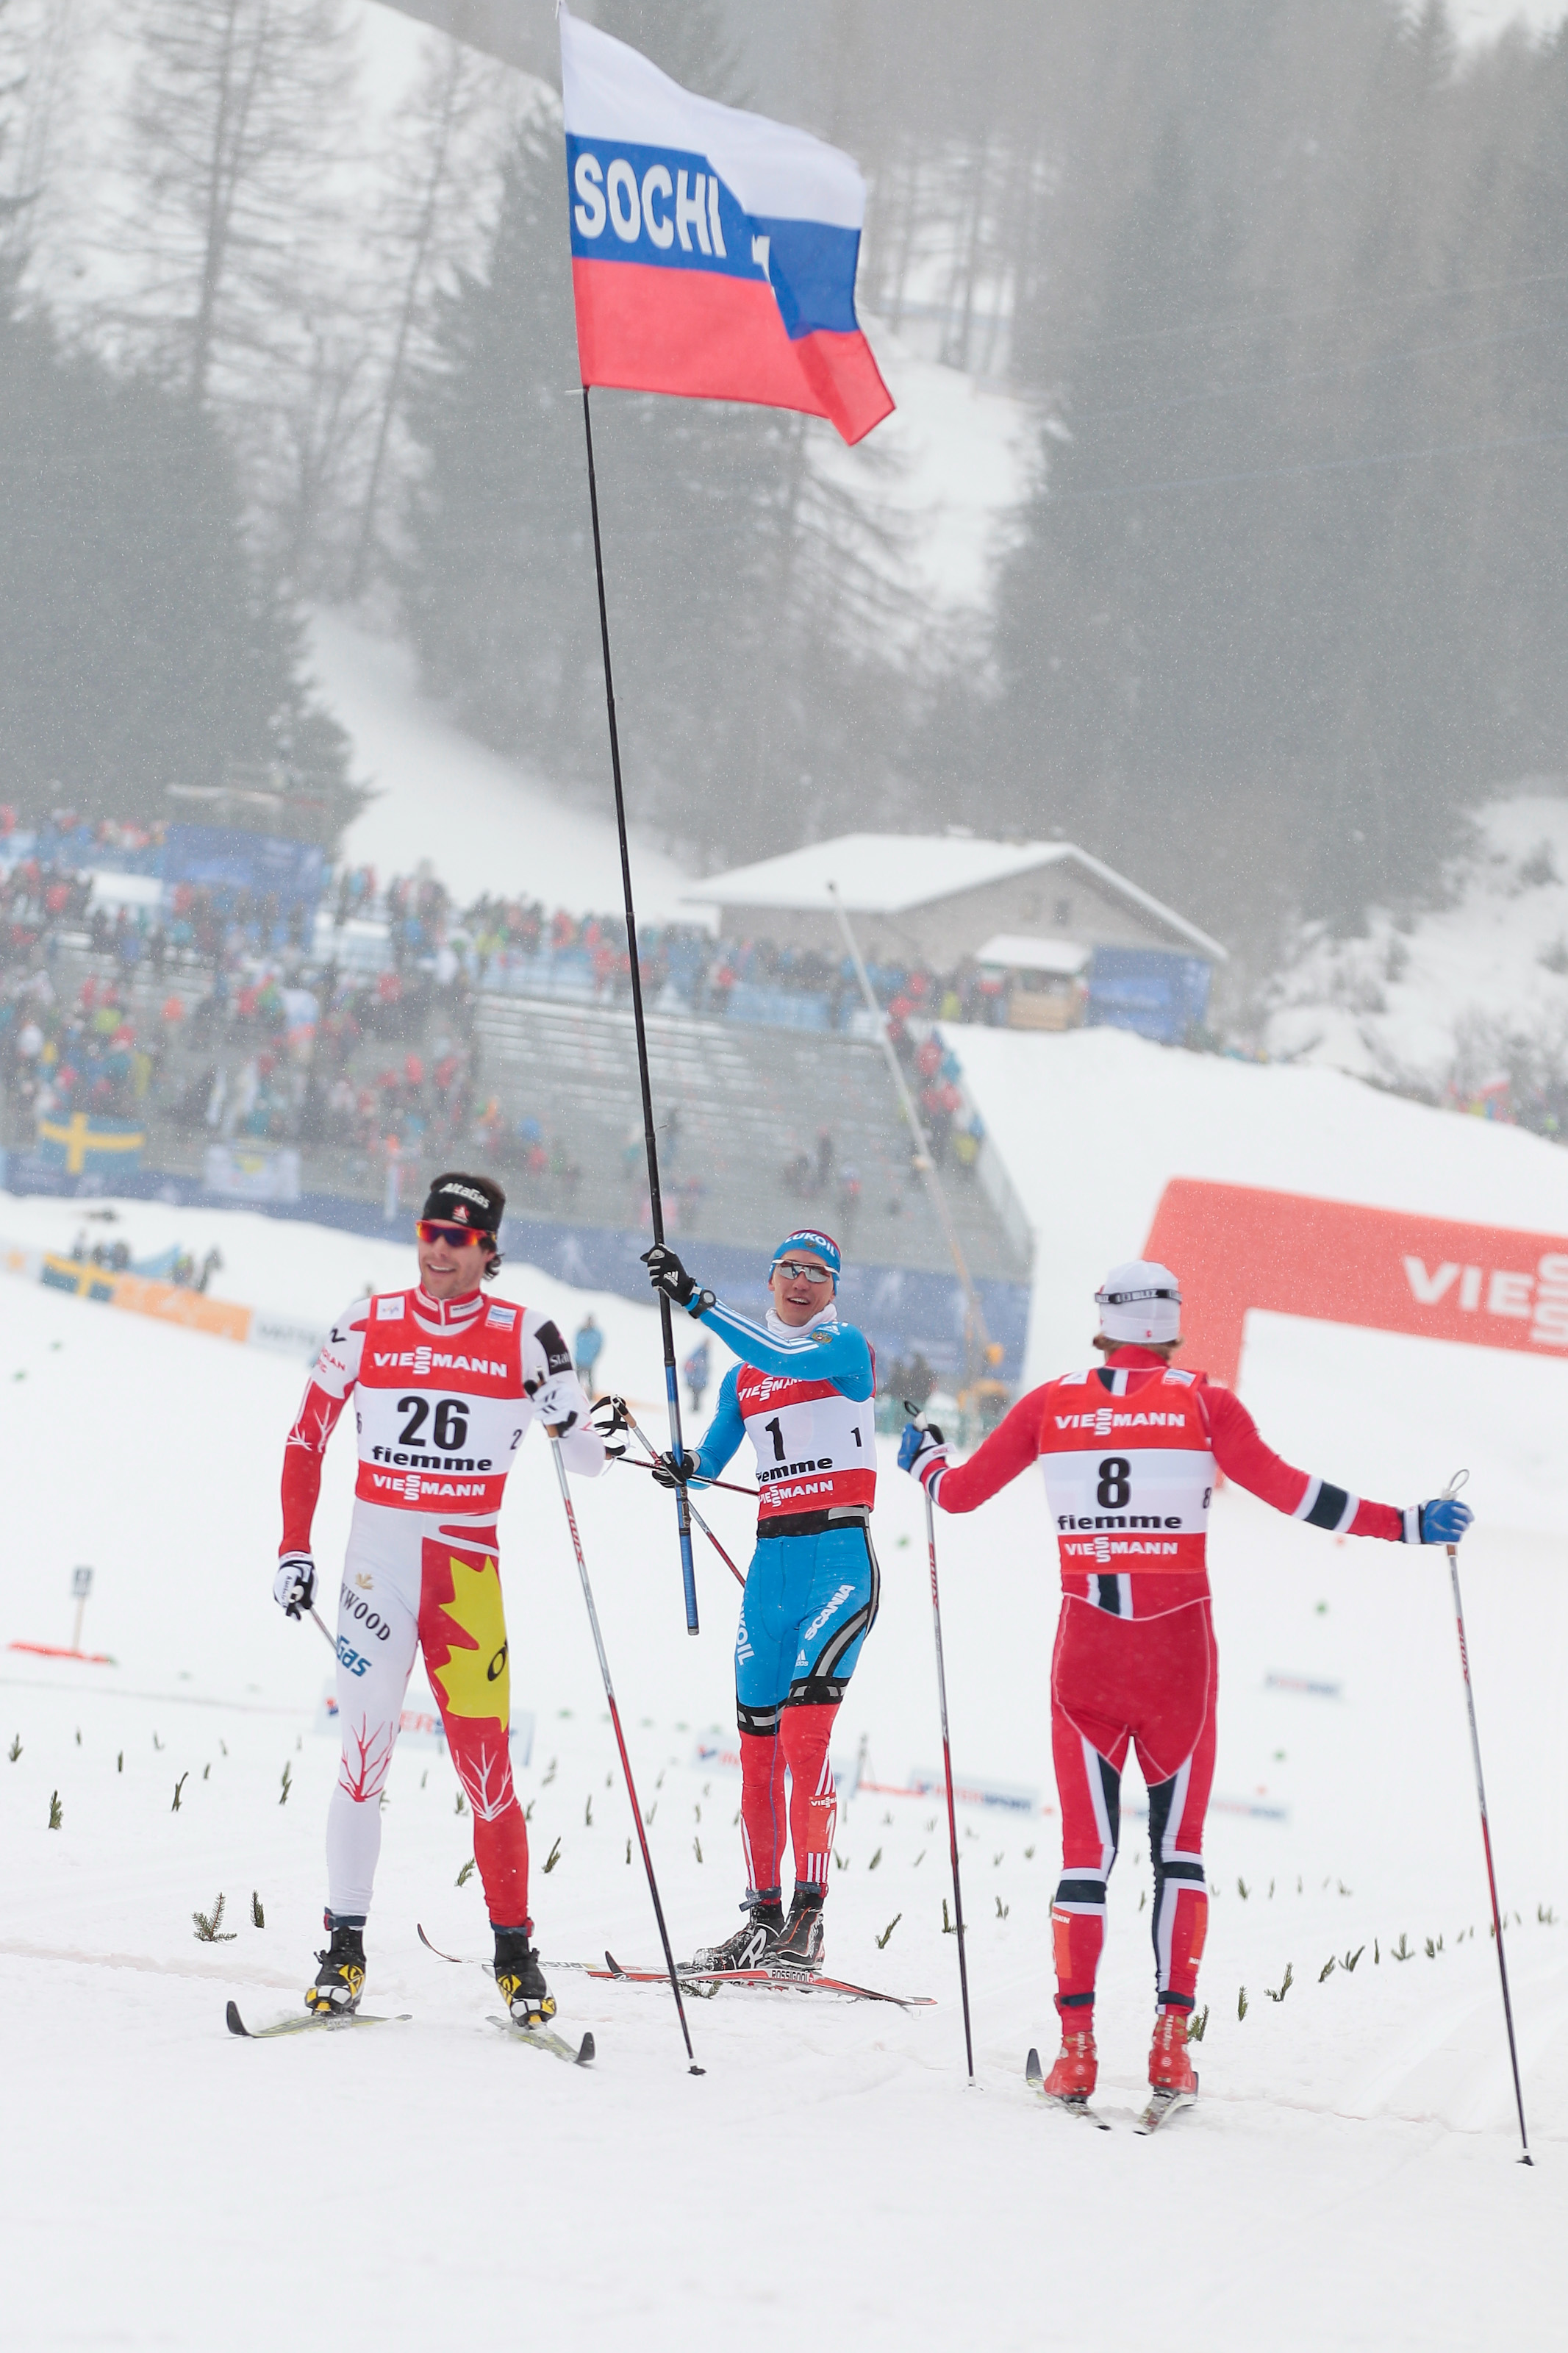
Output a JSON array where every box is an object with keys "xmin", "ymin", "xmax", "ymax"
[{"xmin": 556, "ymin": 4, "xmax": 895, "ymax": 1635}]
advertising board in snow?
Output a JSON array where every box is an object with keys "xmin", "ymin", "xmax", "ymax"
[{"xmin": 1144, "ymin": 1177, "xmax": 1568, "ymax": 1387}]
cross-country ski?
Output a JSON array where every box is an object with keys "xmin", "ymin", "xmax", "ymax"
[
  {"xmin": 225, "ymin": 2001, "xmax": 411, "ymax": 2040},
  {"xmin": 486, "ymin": 2016, "xmax": 596, "ymax": 2067},
  {"xmin": 595, "ymin": 1952, "xmax": 934, "ymax": 2006}
]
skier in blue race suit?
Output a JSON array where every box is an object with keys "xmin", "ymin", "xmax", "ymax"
[{"xmin": 641, "ymin": 1228, "xmax": 878, "ymax": 1973}]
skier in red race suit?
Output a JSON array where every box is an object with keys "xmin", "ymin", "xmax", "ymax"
[
  {"xmin": 898, "ymin": 1258, "xmax": 1473, "ymax": 2107},
  {"xmin": 273, "ymin": 1172, "xmax": 604, "ymax": 2024}
]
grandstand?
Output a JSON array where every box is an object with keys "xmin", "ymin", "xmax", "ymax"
[{"xmin": 2, "ymin": 940, "xmax": 1034, "ymax": 1384}]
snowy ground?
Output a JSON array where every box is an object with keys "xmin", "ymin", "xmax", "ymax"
[
  {"xmin": 307, "ymin": 608, "xmax": 701, "ymax": 919},
  {"xmin": 3, "ymin": 1032, "xmax": 1567, "ymax": 2346}
]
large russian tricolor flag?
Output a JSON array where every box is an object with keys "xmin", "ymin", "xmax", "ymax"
[{"xmin": 559, "ymin": 6, "xmax": 894, "ymax": 448}]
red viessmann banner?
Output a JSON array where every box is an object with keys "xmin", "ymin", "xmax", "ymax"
[{"xmin": 1142, "ymin": 1178, "xmax": 1568, "ymax": 1389}]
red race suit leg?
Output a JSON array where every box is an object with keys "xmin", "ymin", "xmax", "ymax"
[
  {"xmin": 739, "ymin": 1727, "xmax": 787, "ymax": 1896},
  {"xmin": 1050, "ymin": 1595, "xmax": 1215, "ymax": 2018},
  {"xmin": 418, "ymin": 1521, "xmax": 531, "ymax": 1932},
  {"xmin": 778, "ymin": 1702, "xmax": 838, "ymax": 1892}
]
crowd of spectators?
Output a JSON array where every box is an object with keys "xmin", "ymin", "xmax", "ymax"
[{"xmin": 0, "ymin": 824, "xmax": 1003, "ymax": 1206}]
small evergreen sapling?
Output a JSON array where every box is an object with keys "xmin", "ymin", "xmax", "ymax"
[{"xmin": 193, "ymin": 1893, "xmax": 236, "ymax": 1942}]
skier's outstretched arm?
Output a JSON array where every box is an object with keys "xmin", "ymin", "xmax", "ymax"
[
  {"xmin": 1205, "ymin": 1386, "xmax": 1472, "ymax": 1543},
  {"xmin": 900, "ymin": 1384, "xmax": 1048, "ymax": 1511},
  {"xmin": 691, "ymin": 1296, "xmax": 875, "ymax": 1400},
  {"xmin": 686, "ymin": 1368, "xmax": 746, "ymax": 1485}
]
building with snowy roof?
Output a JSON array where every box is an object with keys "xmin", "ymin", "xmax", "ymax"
[
  {"xmin": 683, "ymin": 834, "xmax": 1226, "ymax": 1044},
  {"xmin": 682, "ymin": 832, "xmax": 1226, "ymax": 974}
]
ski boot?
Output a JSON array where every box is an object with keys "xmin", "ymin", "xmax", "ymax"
[
  {"xmin": 770, "ymin": 1885, "xmax": 825, "ymax": 1974},
  {"xmin": 1148, "ymin": 2007, "xmax": 1198, "ymax": 2096},
  {"xmin": 494, "ymin": 1929, "xmax": 556, "ymax": 2027},
  {"xmin": 690, "ymin": 1890, "xmax": 784, "ymax": 1973},
  {"xmin": 1041, "ymin": 2027, "xmax": 1098, "ymax": 2102},
  {"xmin": 306, "ymin": 1921, "xmax": 366, "ymax": 2016}
]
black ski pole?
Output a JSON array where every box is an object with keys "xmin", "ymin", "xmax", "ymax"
[
  {"xmin": 906, "ymin": 1404, "xmax": 975, "ymax": 2084},
  {"xmin": 579, "ymin": 385, "xmax": 699, "ymax": 1638},
  {"xmin": 1441, "ymin": 1470, "xmax": 1531, "ymax": 2163},
  {"xmin": 547, "ymin": 1432, "xmax": 704, "ymax": 2074}
]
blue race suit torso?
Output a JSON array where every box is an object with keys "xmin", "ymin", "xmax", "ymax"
[{"xmin": 687, "ymin": 1298, "xmax": 880, "ymax": 1729}]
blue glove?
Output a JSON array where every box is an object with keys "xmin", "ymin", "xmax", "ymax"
[
  {"xmin": 1411, "ymin": 1497, "xmax": 1474, "ymax": 1544},
  {"xmin": 898, "ymin": 1419, "xmax": 948, "ymax": 1480}
]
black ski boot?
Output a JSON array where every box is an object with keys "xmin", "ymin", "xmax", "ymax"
[
  {"xmin": 307, "ymin": 1921, "xmax": 366, "ymax": 2016},
  {"xmin": 690, "ymin": 1890, "xmax": 784, "ymax": 1972},
  {"xmin": 494, "ymin": 1928, "xmax": 556, "ymax": 2027},
  {"xmin": 771, "ymin": 1885, "xmax": 825, "ymax": 1974}
]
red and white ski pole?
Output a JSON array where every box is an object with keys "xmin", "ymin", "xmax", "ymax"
[
  {"xmin": 600, "ymin": 1397, "xmax": 748, "ymax": 1587},
  {"xmin": 548, "ymin": 1432, "xmax": 704, "ymax": 2076},
  {"xmin": 1442, "ymin": 1469, "xmax": 1531, "ymax": 2164},
  {"xmin": 906, "ymin": 1404, "xmax": 975, "ymax": 2085}
]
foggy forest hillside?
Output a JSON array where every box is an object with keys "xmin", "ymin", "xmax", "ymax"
[{"xmin": 6, "ymin": 0, "xmax": 1568, "ymax": 990}]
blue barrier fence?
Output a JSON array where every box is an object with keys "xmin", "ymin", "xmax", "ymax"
[{"xmin": 0, "ymin": 1154, "xmax": 1031, "ymax": 1384}]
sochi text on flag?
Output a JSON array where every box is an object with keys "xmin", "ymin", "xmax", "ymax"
[{"xmin": 559, "ymin": 6, "xmax": 893, "ymax": 446}]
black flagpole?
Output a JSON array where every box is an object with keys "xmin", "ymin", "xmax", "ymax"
[{"xmin": 579, "ymin": 386, "xmax": 700, "ymax": 1635}]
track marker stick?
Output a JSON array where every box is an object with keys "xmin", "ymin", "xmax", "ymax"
[
  {"xmin": 548, "ymin": 1433, "xmax": 703, "ymax": 2074},
  {"xmin": 1441, "ymin": 1470, "xmax": 1531, "ymax": 2163},
  {"xmin": 906, "ymin": 1404, "xmax": 975, "ymax": 2084},
  {"xmin": 579, "ymin": 385, "xmax": 698, "ymax": 1637}
]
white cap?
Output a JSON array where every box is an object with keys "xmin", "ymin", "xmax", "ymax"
[{"xmin": 1095, "ymin": 1260, "xmax": 1181, "ymax": 1346}]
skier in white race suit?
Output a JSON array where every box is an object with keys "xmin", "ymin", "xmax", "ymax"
[{"xmin": 273, "ymin": 1171, "xmax": 604, "ymax": 2023}]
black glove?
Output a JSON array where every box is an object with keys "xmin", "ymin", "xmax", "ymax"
[
  {"xmin": 273, "ymin": 1552, "xmax": 317, "ymax": 1621},
  {"xmin": 591, "ymin": 1395, "xmax": 630, "ymax": 1457},
  {"xmin": 651, "ymin": 1449, "xmax": 698, "ymax": 1489},
  {"xmin": 642, "ymin": 1242, "xmax": 703, "ymax": 1310}
]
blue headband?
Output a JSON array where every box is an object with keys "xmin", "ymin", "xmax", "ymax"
[{"xmin": 770, "ymin": 1228, "xmax": 842, "ymax": 1279}]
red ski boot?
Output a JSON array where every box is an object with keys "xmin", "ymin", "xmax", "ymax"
[
  {"xmin": 1042, "ymin": 2027, "xmax": 1098, "ymax": 2102},
  {"xmin": 1148, "ymin": 2008, "xmax": 1198, "ymax": 2096}
]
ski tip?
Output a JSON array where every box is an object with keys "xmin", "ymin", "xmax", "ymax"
[
  {"xmin": 1025, "ymin": 2045, "xmax": 1042, "ymax": 2087},
  {"xmin": 604, "ymin": 1949, "xmax": 626, "ymax": 1978},
  {"xmin": 576, "ymin": 2032, "xmax": 596, "ymax": 2065},
  {"xmin": 225, "ymin": 1999, "xmax": 251, "ymax": 2038},
  {"xmin": 417, "ymin": 1921, "xmax": 434, "ymax": 1952}
]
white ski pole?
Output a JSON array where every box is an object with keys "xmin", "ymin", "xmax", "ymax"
[
  {"xmin": 548, "ymin": 1432, "xmax": 704, "ymax": 2075},
  {"xmin": 1441, "ymin": 1469, "xmax": 1531, "ymax": 2163},
  {"xmin": 906, "ymin": 1404, "xmax": 975, "ymax": 2084}
]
